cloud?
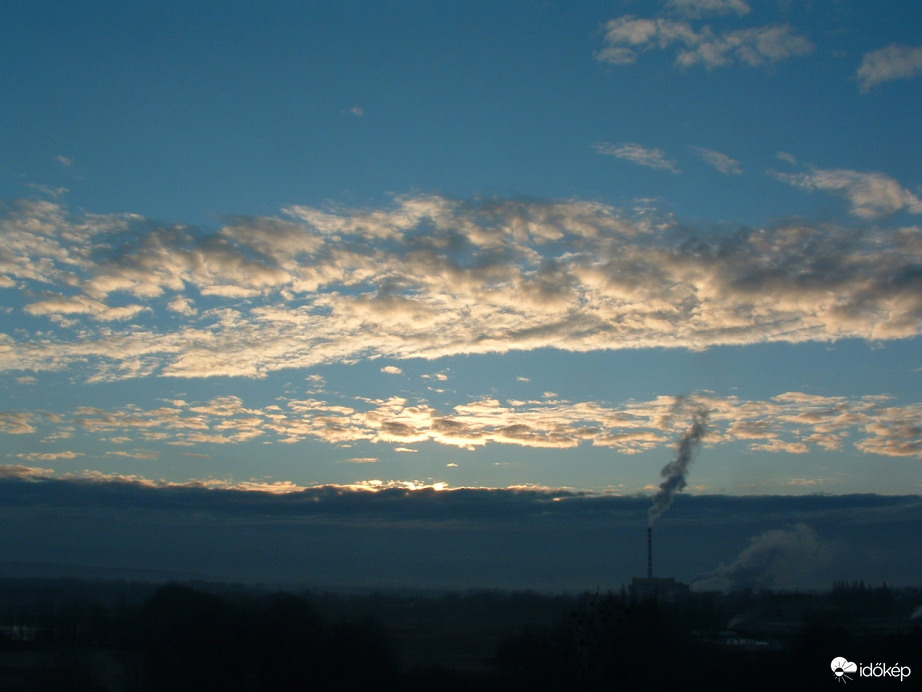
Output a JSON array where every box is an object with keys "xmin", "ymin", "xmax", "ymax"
[
  {"xmin": 15, "ymin": 451, "xmax": 82, "ymax": 462},
  {"xmin": 106, "ymin": 450, "xmax": 160, "ymax": 460},
  {"xmin": 3, "ymin": 194, "xmax": 922, "ymax": 383},
  {"xmin": 675, "ymin": 24, "xmax": 813, "ymax": 69},
  {"xmin": 0, "ymin": 412, "xmax": 39, "ymax": 435},
  {"xmin": 593, "ymin": 142, "xmax": 680, "ymax": 173},
  {"xmin": 597, "ymin": 15, "xmax": 812, "ymax": 69},
  {"xmin": 772, "ymin": 166, "xmax": 922, "ymax": 218},
  {"xmin": 167, "ymin": 296, "xmax": 197, "ymax": 316},
  {"xmin": 381, "ymin": 365, "xmax": 403, "ymax": 375},
  {"xmin": 776, "ymin": 151, "xmax": 797, "ymax": 165},
  {"xmin": 666, "ymin": 0, "xmax": 751, "ymax": 18},
  {"xmin": 25, "ymin": 294, "xmax": 149, "ymax": 322},
  {"xmin": 857, "ymin": 44, "xmax": 922, "ymax": 92},
  {"xmin": 690, "ymin": 146, "xmax": 742, "ymax": 175},
  {"xmin": 341, "ymin": 457, "xmax": 379, "ymax": 464},
  {"xmin": 0, "ymin": 464, "xmax": 55, "ymax": 479},
  {"xmin": 5, "ymin": 389, "xmax": 922, "ymax": 463}
]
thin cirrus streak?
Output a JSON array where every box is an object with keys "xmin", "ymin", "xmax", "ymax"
[{"xmin": 1, "ymin": 194, "xmax": 921, "ymax": 382}]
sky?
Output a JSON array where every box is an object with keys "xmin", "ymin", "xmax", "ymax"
[{"xmin": 1, "ymin": 0, "xmax": 921, "ymax": 589}]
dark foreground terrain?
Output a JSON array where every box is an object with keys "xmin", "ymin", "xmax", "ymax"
[{"xmin": 0, "ymin": 578, "xmax": 919, "ymax": 690}]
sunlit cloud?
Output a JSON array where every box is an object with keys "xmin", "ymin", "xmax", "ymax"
[
  {"xmin": 0, "ymin": 464, "xmax": 55, "ymax": 479},
  {"xmin": 594, "ymin": 142, "xmax": 680, "ymax": 173},
  {"xmin": 0, "ymin": 412, "xmax": 39, "ymax": 435},
  {"xmin": 4, "ymin": 390, "xmax": 922, "ymax": 462},
  {"xmin": 772, "ymin": 166, "xmax": 922, "ymax": 218},
  {"xmin": 596, "ymin": 15, "xmax": 812, "ymax": 69},
  {"xmin": 690, "ymin": 146, "xmax": 742, "ymax": 175},
  {"xmin": 15, "ymin": 450, "xmax": 82, "ymax": 462},
  {"xmin": 857, "ymin": 44, "xmax": 922, "ymax": 92},
  {"xmin": 2, "ymin": 193, "xmax": 922, "ymax": 386},
  {"xmin": 106, "ymin": 450, "xmax": 160, "ymax": 460}
]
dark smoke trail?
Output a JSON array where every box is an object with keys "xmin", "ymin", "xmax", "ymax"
[{"xmin": 648, "ymin": 408, "xmax": 708, "ymax": 526}]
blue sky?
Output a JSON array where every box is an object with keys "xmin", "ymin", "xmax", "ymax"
[{"xmin": 2, "ymin": 0, "xmax": 922, "ymax": 510}]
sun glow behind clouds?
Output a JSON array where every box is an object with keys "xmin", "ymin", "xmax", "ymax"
[
  {"xmin": 1, "ymin": 1, "xmax": 921, "ymax": 504},
  {"xmin": 4, "ymin": 390, "xmax": 921, "ymax": 468}
]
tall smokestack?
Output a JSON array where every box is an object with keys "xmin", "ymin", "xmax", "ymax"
[{"xmin": 647, "ymin": 526, "xmax": 653, "ymax": 579}]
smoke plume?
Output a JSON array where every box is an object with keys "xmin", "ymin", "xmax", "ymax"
[
  {"xmin": 690, "ymin": 523, "xmax": 831, "ymax": 592},
  {"xmin": 648, "ymin": 408, "xmax": 708, "ymax": 526}
]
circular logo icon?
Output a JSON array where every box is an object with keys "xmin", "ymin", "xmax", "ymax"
[{"xmin": 831, "ymin": 657, "xmax": 857, "ymax": 682}]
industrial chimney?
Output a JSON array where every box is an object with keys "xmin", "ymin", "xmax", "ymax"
[{"xmin": 647, "ymin": 526, "xmax": 653, "ymax": 579}]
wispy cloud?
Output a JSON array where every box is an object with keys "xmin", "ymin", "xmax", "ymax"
[
  {"xmin": 597, "ymin": 15, "xmax": 813, "ymax": 69},
  {"xmin": 857, "ymin": 44, "xmax": 922, "ymax": 92},
  {"xmin": 593, "ymin": 142, "xmax": 680, "ymax": 173},
  {"xmin": 666, "ymin": 0, "xmax": 751, "ymax": 18},
  {"xmin": 690, "ymin": 146, "xmax": 742, "ymax": 175},
  {"xmin": 772, "ymin": 166, "xmax": 922, "ymax": 218}
]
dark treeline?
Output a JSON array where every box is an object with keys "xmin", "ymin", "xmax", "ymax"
[{"xmin": 0, "ymin": 578, "xmax": 920, "ymax": 690}]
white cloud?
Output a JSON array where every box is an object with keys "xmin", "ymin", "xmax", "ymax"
[
  {"xmin": 381, "ymin": 365, "xmax": 403, "ymax": 375},
  {"xmin": 106, "ymin": 449, "xmax": 159, "ymax": 460},
  {"xmin": 676, "ymin": 24, "xmax": 813, "ymax": 69},
  {"xmin": 666, "ymin": 0, "xmax": 751, "ymax": 18},
  {"xmin": 776, "ymin": 151, "xmax": 797, "ymax": 165},
  {"xmin": 0, "ymin": 411, "xmax": 39, "ymax": 434},
  {"xmin": 597, "ymin": 16, "xmax": 698, "ymax": 65},
  {"xmin": 773, "ymin": 166, "xmax": 922, "ymax": 218},
  {"xmin": 691, "ymin": 146, "xmax": 742, "ymax": 175},
  {"xmin": 167, "ymin": 296, "xmax": 197, "ymax": 316},
  {"xmin": 857, "ymin": 44, "xmax": 922, "ymax": 92},
  {"xmin": 597, "ymin": 15, "xmax": 812, "ymax": 69},
  {"xmin": 25, "ymin": 294, "xmax": 149, "ymax": 322},
  {"xmin": 15, "ymin": 450, "xmax": 82, "ymax": 461},
  {"xmin": 594, "ymin": 142, "xmax": 680, "ymax": 173},
  {"xmin": 3, "ymin": 194, "xmax": 922, "ymax": 383},
  {"xmin": 6, "ymin": 390, "xmax": 922, "ymax": 461}
]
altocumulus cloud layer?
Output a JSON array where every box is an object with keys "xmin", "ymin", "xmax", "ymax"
[
  {"xmin": 3, "ymin": 390, "xmax": 921, "ymax": 465},
  {"xmin": 2, "ymin": 193, "xmax": 922, "ymax": 382}
]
